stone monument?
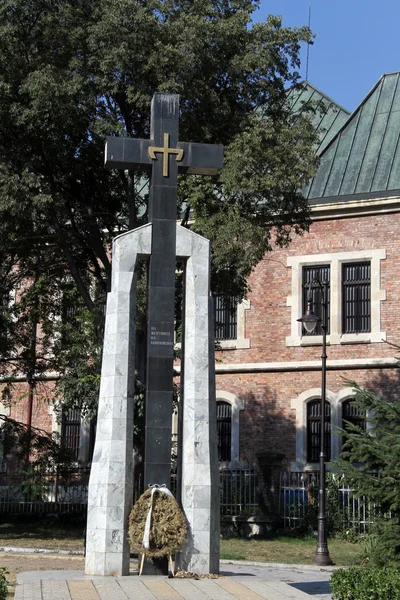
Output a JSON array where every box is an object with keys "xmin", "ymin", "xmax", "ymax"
[{"xmin": 85, "ymin": 94, "xmax": 223, "ymax": 577}]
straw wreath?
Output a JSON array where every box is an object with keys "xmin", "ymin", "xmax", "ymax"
[{"xmin": 128, "ymin": 487, "xmax": 187, "ymax": 559}]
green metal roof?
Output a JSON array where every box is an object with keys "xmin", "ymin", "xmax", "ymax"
[
  {"xmin": 307, "ymin": 72, "xmax": 400, "ymax": 201},
  {"xmin": 288, "ymin": 82, "xmax": 350, "ymax": 155}
]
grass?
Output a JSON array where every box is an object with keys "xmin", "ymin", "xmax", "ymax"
[
  {"xmin": 0, "ymin": 521, "xmax": 363, "ymax": 567},
  {"xmin": 0, "ymin": 521, "xmax": 85, "ymax": 552},
  {"xmin": 220, "ymin": 536, "xmax": 364, "ymax": 567}
]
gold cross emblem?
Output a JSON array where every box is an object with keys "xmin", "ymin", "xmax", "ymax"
[{"xmin": 148, "ymin": 133, "xmax": 184, "ymax": 177}]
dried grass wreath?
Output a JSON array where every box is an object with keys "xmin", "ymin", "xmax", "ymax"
[{"xmin": 129, "ymin": 486, "xmax": 187, "ymax": 571}]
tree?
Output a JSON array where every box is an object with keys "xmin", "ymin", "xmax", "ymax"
[
  {"xmin": 334, "ymin": 382, "xmax": 400, "ymax": 566},
  {"xmin": 0, "ymin": 0, "xmax": 320, "ymax": 414}
]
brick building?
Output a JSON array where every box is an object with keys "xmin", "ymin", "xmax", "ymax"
[
  {"xmin": 2, "ymin": 72, "xmax": 400, "ymax": 481},
  {"xmin": 215, "ymin": 71, "xmax": 400, "ymax": 475}
]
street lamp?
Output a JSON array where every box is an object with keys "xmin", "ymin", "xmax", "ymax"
[{"xmin": 297, "ymin": 280, "xmax": 333, "ymax": 566}]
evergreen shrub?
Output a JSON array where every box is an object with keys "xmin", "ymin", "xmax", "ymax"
[
  {"xmin": 330, "ymin": 567, "xmax": 400, "ymax": 600},
  {"xmin": 0, "ymin": 568, "xmax": 8, "ymax": 600}
]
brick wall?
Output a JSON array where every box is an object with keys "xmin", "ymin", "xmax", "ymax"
[
  {"xmin": 216, "ymin": 211, "xmax": 400, "ymax": 466},
  {"xmin": 3, "ymin": 211, "xmax": 400, "ymax": 468},
  {"xmin": 0, "ymin": 381, "xmax": 56, "ymax": 433}
]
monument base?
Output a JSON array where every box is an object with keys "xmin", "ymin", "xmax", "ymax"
[{"xmin": 140, "ymin": 555, "xmax": 169, "ymax": 576}]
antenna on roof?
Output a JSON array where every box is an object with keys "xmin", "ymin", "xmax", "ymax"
[{"xmin": 306, "ymin": 5, "xmax": 311, "ymax": 81}]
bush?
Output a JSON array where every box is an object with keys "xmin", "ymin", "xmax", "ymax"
[
  {"xmin": 333, "ymin": 381, "xmax": 400, "ymax": 565},
  {"xmin": 331, "ymin": 567, "xmax": 400, "ymax": 600},
  {"xmin": 0, "ymin": 568, "xmax": 8, "ymax": 600}
]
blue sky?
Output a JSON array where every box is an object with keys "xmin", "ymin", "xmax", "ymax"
[{"xmin": 253, "ymin": 1, "xmax": 399, "ymax": 112}]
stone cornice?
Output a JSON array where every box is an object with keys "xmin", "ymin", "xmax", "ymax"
[
  {"xmin": 310, "ymin": 194, "xmax": 400, "ymax": 221},
  {"xmin": 173, "ymin": 357, "xmax": 398, "ymax": 374}
]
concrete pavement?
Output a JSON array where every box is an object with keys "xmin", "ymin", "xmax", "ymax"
[{"xmin": 15, "ymin": 560, "xmax": 335, "ymax": 600}]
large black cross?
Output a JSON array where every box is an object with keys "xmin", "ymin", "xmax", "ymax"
[{"xmin": 105, "ymin": 94, "xmax": 223, "ymax": 492}]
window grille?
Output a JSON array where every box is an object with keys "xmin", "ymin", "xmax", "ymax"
[
  {"xmin": 342, "ymin": 400, "xmax": 366, "ymax": 432},
  {"xmin": 0, "ymin": 292, "xmax": 9, "ymax": 339},
  {"xmin": 88, "ymin": 420, "xmax": 97, "ymax": 462},
  {"xmin": 62, "ymin": 302, "xmax": 85, "ymax": 333},
  {"xmin": 342, "ymin": 262, "xmax": 371, "ymax": 333},
  {"xmin": 307, "ymin": 400, "xmax": 331, "ymax": 463},
  {"xmin": 302, "ymin": 266, "xmax": 330, "ymax": 336},
  {"xmin": 214, "ymin": 296, "xmax": 237, "ymax": 340},
  {"xmin": 217, "ymin": 401, "xmax": 232, "ymax": 462},
  {"xmin": 61, "ymin": 409, "xmax": 81, "ymax": 461}
]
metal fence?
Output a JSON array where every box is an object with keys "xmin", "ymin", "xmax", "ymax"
[
  {"xmin": 0, "ymin": 466, "xmax": 261, "ymax": 517},
  {"xmin": 280, "ymin": 470, "xmax": 375, "ymax": 533},
  {"xmin": 220, "ymin": 468, "xmax": 260, "ymax": 516},
  {"xmin": 0, "ymin": 465, "xmax": 382, "ymax": 533},
  {"xmin": 280, "ymin": 470, "xmax": 317, "ymax": 528},
  {"xmin": 0, "ymin": 466, "xmax": 90, "ymax": 514}
]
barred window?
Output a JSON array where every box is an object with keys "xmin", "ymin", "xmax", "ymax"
[
  {"xmin": 62, "ymin": 299, "xmax": 86, "ymax": 333},
  {"xmin": 342, "ymin": 262, "xmax": 371, "ymax": 334},
  {"xmin": 342, "ymin": 400, "xmax": 366, "ymax": 432},
  {"xmin": 307, "ymin": 400, "xmax": 331, "ymax": 463},
  {"xmin": 217, "ymin": 401, "xmax": 232, "ymax": 462},
  {"xmin": 302, "ymin": 266, "xmax": 330, "ymax": 336},
  {"xmin": 214, "ymin": 296, "xmax": 237, "ymax": 341},
  {"xmin": 61, "ymin": 409, "xmax": 81, "ymax": 461},
  {"xmin": 0, "ymin": 292, "xmax": 10, "ymax": 339}
]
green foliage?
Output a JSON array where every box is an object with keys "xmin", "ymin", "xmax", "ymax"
[
  {"xmin": 18, "ymin": 465, "xmax": 49, "ymax": 502},
  {"xmin": 0, "ymin": 413, "xmax": 76, "ymax": 471},
  {"xmin": 297, "ymin": 473, "xmax": 345, "ymax": 537},
  {"xmin": 0, "ymin": 0, "xmax": 319, "ymax": 308},
  {"xmin": 333, "ymin": 381, "xmax": 400, "ymax": 566},
  {"xmin": 0, "ymin": 1, "xmax": 320, "ymax": 424},
  {"xmin": 53, "ymin": 302, "xmax": 103, "ymax": 420},
  {"xmin": 331, "ymin": 567, "xmax": 400, "ymax": 600},
  {"xmin": 360, "ymin": 520, "xmax": 400, "ymax": 568},
  {"xmin": 0, "ymin": 568, "xmax": 8, "ymax": 600}
]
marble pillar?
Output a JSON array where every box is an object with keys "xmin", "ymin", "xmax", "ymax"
[
  {"xmin": 85, "ymin": 225, "xmax": 150, "ymax": 576},
  {"xmin": 85, "ymin": 223, "xmax": 219, "ymax": 576},
  {"xmin": 175, "ymin": 227, "xmax": 220, "ymax": 574}
]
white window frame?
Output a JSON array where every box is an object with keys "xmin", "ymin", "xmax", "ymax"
[
  {"xmin": 0, "ymin": 401, "xmax": 10, "ymax": 472},
  {"xmin": 50, "ymin": 403, "xmax": 92, "ymax": 463},
  {"xmin": 176, "ymin": 298, "xmax": 251, "ymax": 350},
  {"xmin": 290, "ymin": 388, "xmax": 358, "ymax": 470},
  {"xmin": 217, "ymin": 299, "xmax": 251, "ymax": 350},
  {"xmin": 286, "ymin": 249, "xmax": 386, "ymax": 347},
  {"xmin": 216, "ymin": 391, "xmax": 245, "ymax": 466}
]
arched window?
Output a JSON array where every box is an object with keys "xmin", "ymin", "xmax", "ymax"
[
  {"xmin": 216, "ymin": 401, "xmax": 232, "ymax": 462},
  {"xmin": 307, "ymin": 400, "xmax": 331, "ymax": 462},
  {"xmin": 214, "ymin": 296, "xmax": 237, "ymax": 341},
  {"xmin": 61, "ymin": 409, "xmax": 81, "ymax": 461},
  {"xmin": 342, "ymin": 400, "xmax": 366, "ymax": 432}
]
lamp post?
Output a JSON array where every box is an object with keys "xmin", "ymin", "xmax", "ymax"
[{"xmin": 297, "ymin": 280, "xmax": 333, "ymax": 566}]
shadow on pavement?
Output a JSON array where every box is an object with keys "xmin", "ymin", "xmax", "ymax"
[
  {"xmin": 290, "ymin": 580, "xmax": 332, "ymax": 595},
  {"xmin": 220, "ymin": 570, "xmax": 256, "ymax": 577}
]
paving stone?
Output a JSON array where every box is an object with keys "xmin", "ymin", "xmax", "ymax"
[
  {"xmin": 237, "ymin": 580, "xmax": 291, "ymax": 600},
  {"xmin": 215, "ymin": 580, "xmax": 265, "ymax": 600},
  {"xmin": 68, "ymin": 580, "xmax": 100, "ymax": 600},
  {"xmin": 167, "ymin": 578, "xmax": 209, "ymax": 600},
  {"xmin": 117, "ymin": 578, "xmax": 158, "ymax": 600},
  {"xmin": 143, "ymin": 579, "xmax": 184, "ymax": 599},
  {"xmin": 93, "ymin": 579, "xmax": 129, "ymax": 600},
  {"xmin": 15, "ymin": 560, "xmax": 333, "ymax": 599},
  {"xmin": 14, "ymin": 580, "xmax": 42, "ymax": 600},
  {"xmin": 262, "ymin": 581, "xmax": 314, "ymax": 599},
  {"xmin": 191, "ymin": 579, "xmax": 240, "ymax": 600},
  {"xmin": 41, "ymin": 580, "xmax": 71, "ymax": 600}
]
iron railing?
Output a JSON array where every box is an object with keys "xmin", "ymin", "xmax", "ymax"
[
  {"xmin": 280, "ymin": 470, "xmax": 376, "ymax": 533},
  {"xmin": 0, "ymin": 466, "xmax": 261, "ymax": 517},
  {"xmin": 0, "ymin": 465, "xmax": 380, "ymax": 534},
  {"xmin": 220, "ymin": 468, "xmax": 260, "ymax": 516}
]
